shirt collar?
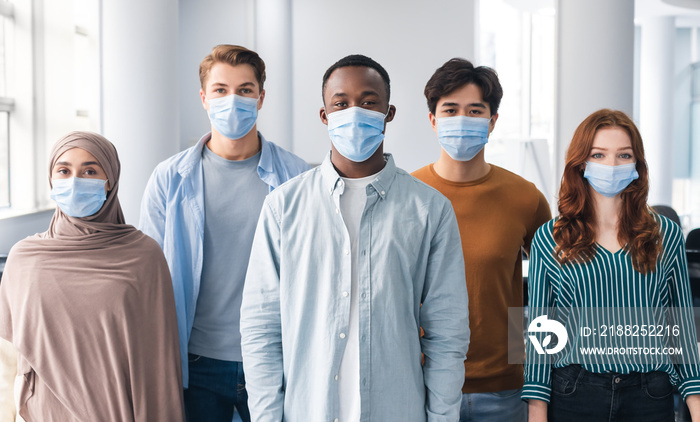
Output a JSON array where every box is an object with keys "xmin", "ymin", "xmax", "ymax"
[
  {"xmin": 256, "ymin": 133, "xmax": 275, "ymax": 175},
  {"xmin": 320, "ymin": 151, "xmax": 397, "ymax": 200}
]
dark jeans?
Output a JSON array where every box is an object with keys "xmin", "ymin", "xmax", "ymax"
[
  {"xmin": 548, "ymin": 364, "xmax": 674, "ymax": 422},
  {"xmin": 184, "ymin": 354, "xmax": 251, "ymax": 422}
]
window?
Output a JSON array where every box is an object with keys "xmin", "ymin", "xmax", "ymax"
[
  {"xmin": 479, "ymin": 0, "xmax": 556, "ymax": 204},
  {"xmin": 0, "ymin": 111, "xmax": 8, "ymax": 208},
  {"xmin": 667, "ymin": 28, "xmax": 700, "ymax": 236},
  {"xmin": 0, "ymin": 0, "xmax": 100, "ymax": 216},
  {"xmin": 686, "ymin": 61, "xmax": 700, "ymax": 230},
  {"xmin": 0, "ymin": 1, "xmax": 13, "ymax": 208}
]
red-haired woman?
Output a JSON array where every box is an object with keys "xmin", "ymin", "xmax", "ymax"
[{"xmin": 522, "ymin": 109, "xmax": 700, "ymax": 421}]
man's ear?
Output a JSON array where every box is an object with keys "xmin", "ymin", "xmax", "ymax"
[
  {"xmin": 488, "ymin": 113, "xmax": 499, "ymax": 135},
  {"xmin": 200, "ymin": 89, "xmax": 208, "ymax": 110},
  {"xmin": 320, "ymin": 107, "xmax": 329, "ymax": 125},
  {"xmin": 257, "ymin": 89, "xmax": 266, "ymax": 110},
  {"xmin": 429, "ymin": 112, "xmax": 438, "ymax": 134},
  {"xmin": 385, "ymin": 105, "xmax": 396, "ymax": 123}
]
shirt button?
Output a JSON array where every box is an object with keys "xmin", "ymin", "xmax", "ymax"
[
  {"xmin": 380, "ymin": 191, "xmax": 385, "ymax": 195},
  {"xmin": 335, "ymin": 208, "xmax": 339, "ymax": 214},
  {"xmin": 361, "ymin": 335, "xmax": 366, "ymax": 342},
  {"xmin": 361, "ymin": 293, "xmax": 366, "ymax": 299},
  {"xmin": 343, "ymin": 249, "xmax": 349, "ymax": 255},
  {"xmin": 340, "ymin": 333, "xmax": 346, "ymax": 339},
  {"xmin": 343, "ymin": 291, "xmax": 349, "ymax": 297},
  {"xmin": 334, "ymin": 375, "xmax": 338, "ymax": 381},
  {"xmin": 334, "ymin": 419, "xmax": 339, "ymax": 422}
]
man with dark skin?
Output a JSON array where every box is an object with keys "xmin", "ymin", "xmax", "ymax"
[
  {"xmin": 240, "ymin": 55, "xmax": 469, "ymax": 421},
  {"xmin": 319, "ymin": 65, "xmax": 395, "ymax": 178}
]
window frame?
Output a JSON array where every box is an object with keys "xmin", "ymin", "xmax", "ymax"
[{"xmin": 0, "ymin": 0, "xmax": 101, "ymax": 219}]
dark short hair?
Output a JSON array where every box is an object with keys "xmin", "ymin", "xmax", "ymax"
[
  {"xmin": 424, "ymin": 58, "xmax": 502, "ymax": 115},
  {"xmin": 199, "ymin": 44, "xmax": 266, "ymax": 90},
  {"xmin": 322, "ymin": 54, "xmax": 391, "ymax": 102}
]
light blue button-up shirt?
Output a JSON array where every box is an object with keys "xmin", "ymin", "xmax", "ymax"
[
  {"xmin": 139, "ymin": 132, "xmax": 310, "ymax": 387},
  {"xmin": 240, "ymin": 153, "xmax": 470, "ymax": 422}
]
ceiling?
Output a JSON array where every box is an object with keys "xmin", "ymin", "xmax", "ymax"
[
  {"xmin": 636, "ymin": 0, "xmax": 700, "ymax": 25},
  {"xmin": 503, "ymin": 0, "xmax": 700, "ymax": 26}
]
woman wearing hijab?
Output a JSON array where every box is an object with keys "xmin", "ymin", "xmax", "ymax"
[
  {"xmin": 0, "ymin": 131, "xmax": 185, "ymax": 421},
  {"xmin": 522, "ymin": 110, "xmax": 700, "ymax": 421}
]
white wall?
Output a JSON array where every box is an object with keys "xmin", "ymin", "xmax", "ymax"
[
  {"xmin": 175, "ymin": 0, "xmax": 478, "ymax": 170},
  {"xmin": 640, "ymin": 16, "xmax": 676, "ymax": 206},
  {"xmin": 178, "ymin": 0, "xmax": 251, "ymax": 150},
  {"xmin": 255, "ymin": 0, "xmax": 293, "ymax": 151},
  {"xmin": 101, "ymin": 0, "xmax": 179, "ymax": 225},
  {"xmin": 554, "ymin": 0, "xmax": 635, "ymax": 190},
  {"xmin": 674, "ymin": 27, "xmax": 693, "ymax": 179},
  {"xmin": 290, "ymin": 0, "xmax": 477, "ymax": 170}
]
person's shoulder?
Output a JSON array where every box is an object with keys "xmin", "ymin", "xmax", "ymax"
[
  {"xmin": 7, "ymin": 235, "xmax": 43, "ymax": 258},
  {"xmin": 534, "ymin": 217, "xmax": 557, "ymax": 239},
  {"xmin": 395, "ymin": 167, "xmax": 452, "ymax": 205},
  {"xmin": 262, "ymin": 138, "xmax": 311, "ymax": 172},
  {"xmin": 410, "ymin": 163, "xmax": 433, "ymax": 180},
  {"xmin": 126, "ymin": 229, "xmax": 170, "ymax": 257},
  {"xmin": 653, "ymin": 212, "xmax": 683, "ymax": 242},
  {"xmin": 266, "ymin": 165, "xmax": 321, "ymax": 201},
  {"xmin": 491, "ymin": 165, "xmax": 550, "ymax": 216},
  {"xmin": 491, "ymin": 165, "xmax": 542, "ymax": 193},
  {"xmin": 152, "ymin": 143, "xmax": 199, "ymax": 177},
  {"xmin": 131, "ymin": 229, "xmax": 162, "ymax": 248},
  {"xmin": 5, "ymin": 232, "xmax": 56, "ymax": 267}
]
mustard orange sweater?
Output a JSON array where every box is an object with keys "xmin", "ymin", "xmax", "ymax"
[{"xmin": 413, "ymin": 164, "xmax": 551, "ymax": 393}]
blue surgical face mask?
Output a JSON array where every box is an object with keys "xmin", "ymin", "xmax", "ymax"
[
  {"xmin": 50, "ymin": 177, "xmax": 107, "ymax": 218},
  {"xmin": 583, "ymin": 161, "xmax": 639, "ymax": 197},
  {"xmin": 327, "ymin": 107, "xmax": 388, "ymax": 163},
  {"xmin": 207, "ymin": 94, "xmax": 259, "ymax": 140},
  {"xmin": 436, "ymin": 115, "xmax": 491, "ymax": 161}
]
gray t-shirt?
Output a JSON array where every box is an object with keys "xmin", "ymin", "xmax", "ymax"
[{"xmin": 188, "ymin": 144, "xmax": 268, "ymax": 362}]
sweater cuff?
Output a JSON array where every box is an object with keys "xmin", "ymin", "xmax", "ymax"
[
  {"xmin": 521, "ymin": 382, "xmax": 551, "ymax": 403},
  {"xmin": 679, "ymin": 377, "xmax": 700, "ymax": 399}
]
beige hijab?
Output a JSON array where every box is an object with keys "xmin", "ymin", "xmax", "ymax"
[
  {"xmin": 0, "ymin": 132, "xmax": 184, "ymax": 421},
  {"xmin": 45, "ymin": 130, "xmax": 127, "ymax": 237}
]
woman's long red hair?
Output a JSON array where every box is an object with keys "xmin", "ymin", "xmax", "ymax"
[{"xmin": 553, "ymin": 109, "xmax": 661, "ymax": 273}]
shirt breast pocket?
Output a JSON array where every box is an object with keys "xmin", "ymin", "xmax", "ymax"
[{"xmin": 375, "ymin": 213, "xmax": 427, "ymax": 275}]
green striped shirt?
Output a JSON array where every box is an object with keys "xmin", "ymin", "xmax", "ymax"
[{"xmin": 522, "ymin": 214, "xmax": 700, "ymax": 402}]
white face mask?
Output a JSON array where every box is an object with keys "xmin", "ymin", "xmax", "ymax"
[
  {"xmin": 436, "ymin": 116, "xmax": 491, "ymax": 161},
  {"xmin": 207, "ymin": 94, "xmax": 259, "ymax": 140},
  {"xmin": 50, "ymin": 177, "xmax": 107, "ymax": 217},
  {"xmin": 583, "ymin": 161, "xmax": 639, "ymax": 197},
  {"xmin": 326, "ymin": 107, "xmax": 389, "ymax": 162}
]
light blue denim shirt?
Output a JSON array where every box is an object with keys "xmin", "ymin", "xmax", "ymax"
[
  {"xmin": 139, "ymin": 132, "xmax": 310, "ymax": 387},
  {"xmin": 240, "ymin": 153, "xmax": 470, "ymax": 422}
]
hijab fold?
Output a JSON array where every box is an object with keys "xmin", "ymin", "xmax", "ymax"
[{"xmin": 0, "ymin": 132, "xmax": 184, "ymax": 421}]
